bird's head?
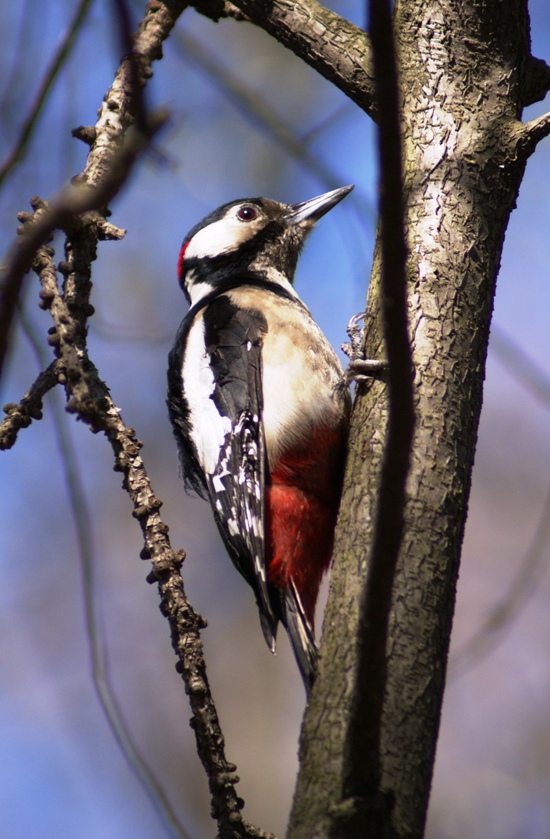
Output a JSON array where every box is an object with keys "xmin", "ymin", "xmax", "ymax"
[{"xmin": 177, "ymin": 185, "xmax": 354, "ymax": 305}]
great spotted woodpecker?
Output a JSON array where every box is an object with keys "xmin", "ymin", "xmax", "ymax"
[{"xmin": 167, "ymin": 186, "xmax": 353, "ymax": 689}]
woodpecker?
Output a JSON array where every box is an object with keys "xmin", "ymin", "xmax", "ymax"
[{"xmin": 167, "ymin": 185, "xmax": 353, "ymax": 690}]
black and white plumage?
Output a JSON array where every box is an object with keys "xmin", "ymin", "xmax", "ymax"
[{"xmin": 167, "ymin": 187, "xmax": 353, "ymax": 689}]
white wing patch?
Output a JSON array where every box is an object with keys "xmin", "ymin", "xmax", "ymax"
[{"xmin": 181, "ymin": 316, "xmax": 232, "ymax": 475}]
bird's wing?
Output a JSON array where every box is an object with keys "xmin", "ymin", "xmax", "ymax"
[
  {"xmin": 188, "ymin": 293, "xmax": 276, "ymax": 641},
  {"xmin": 167, "ymin": 311, "xmax": 210, "ymax": 500}
]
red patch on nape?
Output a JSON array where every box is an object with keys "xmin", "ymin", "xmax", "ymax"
[{"xmin": 177, "ymin": 241, "xmax": 190, "ymax": 285}]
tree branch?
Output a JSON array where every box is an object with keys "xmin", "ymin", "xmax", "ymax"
[
  {"xmin": 0, "ymin": 0, "xmax": 95, "ymax": 188},
  {"xmin": 523, "ymin": 110, "xmax": 550, "ymax": 148},
  {"xmin": 28, "ymin": 236, "xmax": 269, "ymax": 839},
  {"xmin": 1, "ymin": 2, "xmax": 277, "ymax": 834},
  {"xmin": 0, "ymin": 360, "xmax": 60, "ymax": 449},
  {"xmin": 15, "ymin": 304, "xmax": 194, "ymax": 839},
  {"xmin": 193, "ymin": 0, "xmax": 377, "ymax": 118},
  {"xmin": 342, "ymin": 0, "xmax": 414, "ymax": 824},
  {"xmin": 0, "ymin": 0, "xmax": 190, "ymax": 383},
  {"xmin": 509, "ymin": 109, "xmax": 550, "ymax": 164},
  {"xmin": 520, "ymin": 55, "xmax": 550, "ymax": 107},
  {"xmin": 290, "ymin": 1, "xmax": 538, "ymax": 837}
]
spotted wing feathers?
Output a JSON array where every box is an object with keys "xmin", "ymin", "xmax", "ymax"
[{"xmin": 172, "ymin": 294, "xmax": 277, "ymax": 643}]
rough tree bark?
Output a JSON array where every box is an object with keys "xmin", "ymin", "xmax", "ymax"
[{"xmin": 286, "ymin": 1, "xmax": 550, "ymax": 838}]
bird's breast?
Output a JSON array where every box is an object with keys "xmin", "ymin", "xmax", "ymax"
[{"xmin": 225, "ymin": 287, "xmax": 349, "ymax": 467}]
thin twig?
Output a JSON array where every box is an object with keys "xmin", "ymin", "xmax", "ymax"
[
  {"xmin": 194, "ymin": 0, "xmax": 376, "ymax": 117},
  {"xmin": 0, "ymin": 360, "xmax": 60, "ymax": 449},
  {"xmin": 521, "ymin": 55, "xmax": 550, "ymax": 107},
  {"xmin": 111, "ymin": 0, "xmax": 150, "ymax": 135},
  {"xmin": 0, "ymin": 0, "xmax": 190, "ymax": 383},
  {"xmin": 27, "ymin": 230, "xmax": 266, "ymax": 839},
  {"xmin": 2, "ymin": 0, "xmax": 271, "ymax": 833},
  {"xmin": 343, "ymin": 0, "xmax": 414, "ymax": 815},
  {"xmin": 0, "ymin": 110, "xmax": 165, "ymax": 382},
  {"xmin": 0, "ymin": 0, "xmax": 95, "ymax": 189},
  {"xmin": 18, "ymin": 303, "xmax": 193, "ymax": 839}
]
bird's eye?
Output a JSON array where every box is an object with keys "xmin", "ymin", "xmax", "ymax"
[{"xmin": 237, "ymin": 205, "xmax": 258, "ymax": 222}]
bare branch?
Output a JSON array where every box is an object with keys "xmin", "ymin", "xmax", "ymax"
[
  {"xmin": 0, "ymin": 360, "xmax": 60, "ymax": 449},
  {"xmin": 193, "ymin": 0, "xmax": 377, "ymax": 117},
  {"xmin": 0, "ymin": 110, "xmax": 164, "ymax": 382},
  {"xmin": 0, "ymin": 0, "xmax": 190, "ymax": 383},
  {"xmin": 341, "ymin": 0, "xmax": 414, "ymax": 825},
  {"xmin": 81, "ymin": 0, "xmax": 191, "ymax": 186},
  {"xmin": 522, "ymin": 110, "xmax": 550, "ymax": 150},
  {"xmin": 0, "ymin": 0, "xmax": 95, "ymax": 188},
  {"xmin": 27, "ymin": 236, "xmax": 264, "ymax": 839},
  {"xmin": 15, "ymin": 303, "xmax": 194, "ymax": 839},
  {"xmin": 520, "ymin": 55, "xmax": 550, "ymax": 106},
  {"xmin": 1, "ymin": 2, "xmax": 275, "ymax": 832}
]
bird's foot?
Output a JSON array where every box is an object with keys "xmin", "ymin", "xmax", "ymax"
[{"xmin": 341, "ymin": 312, "xmax": 388, "ymax": 385}]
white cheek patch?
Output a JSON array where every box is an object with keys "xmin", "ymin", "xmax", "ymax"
[
  {"xmin": 182, "ymin": 317, "xmax": 232, "ymax": 475},
  {"xmin": 184, "ymin": 215, "xmax": 259, "ymax": 261}
]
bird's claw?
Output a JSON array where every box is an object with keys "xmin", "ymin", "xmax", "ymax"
[
  {"xmin": 342, "ymin": 311, "xmax": 367, "ymax": 361},
  {"xmin": 341, "ymin": 311, "xmax": 388, "ymax": 385}
]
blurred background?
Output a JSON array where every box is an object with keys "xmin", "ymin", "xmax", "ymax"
[{"xmin": 1, "ymin": 1, "xmax": 549, "ymax": 837}]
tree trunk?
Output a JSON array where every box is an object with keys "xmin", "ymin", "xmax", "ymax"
[{"xmin": 289, "ymin": 1, "xmax": 547, "ymax": 837}]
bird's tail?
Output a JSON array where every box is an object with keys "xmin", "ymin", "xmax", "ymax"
[
  {"xmin": 259, "ymin": 608, "xmax": 277, "ymax": 654},
  {"xmin": 281, "ymin": 580, "xmax": 319, "ymax": 692},
  {"xmin": 258, "ymin": 580, "xmax": 319, "ymax": 691}
]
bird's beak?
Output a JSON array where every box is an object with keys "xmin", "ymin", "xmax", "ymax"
[{"xmin": 285, "ymin": 185, "xmax": 354, "ymax": 226}]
